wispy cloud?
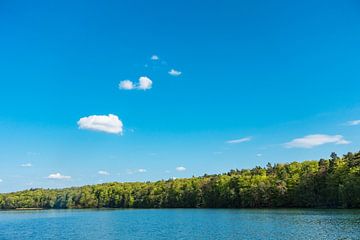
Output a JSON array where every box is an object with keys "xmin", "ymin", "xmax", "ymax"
[
  {"xmin": 256, "ymin": 153, "xmax": 263, "ymax": 157},
  {"xmin": 0, "ymin": 179, "xmax": 3, "ymax": 183},
  {"xmin": 20, "ymin": 163, "xmax": 32, "ymax": 167},
  {"xmin": 77, "ymin": 114, "xmax": 123, "ymax": 134},
  {"xmin": 119, "ymin": 76, "xmax": 153, "ymax": 91},
  {"xmin": 126, "ymin": 169, "xmax": 147, "ymax": 174},
  {"xmin": 151, "ymin": 55, "xmax": 159, "ymax": 61},
  {"xmin": 47, "ymin": 173, "xmax": 71, "ymax": 180},
  {"xmin": 285, "ymin": 134, "xmax": 350, "ymax": 148},
  {"xmin": 98, "ymin": 170, "xmax": 110, "ymax": 176},
  {"xmin": 176, "ymin": 166, "xmax": 186, "ymax": 172},
  {"xmin": 226, "ymin": 137, "xmax": 252, "ymax": 144},
  {"xmin": 347, "ymin": 120, "xmax": 360, "ymax": 126},
  {"xmin": 168, "ymin": 69, "xmax": 182, "ymax": 77}
]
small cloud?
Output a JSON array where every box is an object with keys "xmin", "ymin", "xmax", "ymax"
[
  {"xmin": 176, "ymin": 166, "xmax": 186, "ymax": 172},
  {"xmin": 47, "ymin": 173, "xmax": 71, "ymax": 180},
  {"xmin": 226, "ymin": 137, "xmax": 252, "ymax": 144},
  {"xmin": 126, "ymin": 169, "xmax": 147, "ymax": 174},
  {"xmin": 168, "ymin": 69, "xmax": 182, "ymax": 77},
  {"xmin": 119, "ymin": 80, "xmax": 135, "ymax": 90},
  {"xmin": 77, "ymin": 114, "xmax": 123, "ymax": 134},
  {"xmin": 20, "ymin": 163, "xmax": 32, "ymax": 167},
  {"xmin": 0, "ymin": 179, "xmax": 3, "ymax": 183},
  {"xmin": 119, "ymin": 76, "xmax": 153, "ymax": 91},
  {"xmin": 151, "ymin": 55, "xmax": 159, "ymax": 61},
  {"xmin": 138, "ymin": 76, "xmax": 153, "ymax": 90},
  {"xmin": 285, "ymin": 134, "xmax": 350, "ymax": 149},
  {"xmin": 347, "ymin": 120, "xmax": 360, "ymax": 126},
  {"xmin": 98, "ymin": 170, "xmax": 110, "ymax": 176},
  {"xmin": 256, "ymin": 154, "xmax": 263, "ymax": 157}
]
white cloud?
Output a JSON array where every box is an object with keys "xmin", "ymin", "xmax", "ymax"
[
  {"xmin": 285, "ymin": 134, "xmax": 350, "ymax": 149},
  {"xmin": 98, "ymin": 170, "xmax": 110, "ymax": 176},
  {"xmin": 151, "ymin": 55, "xmax": 159, "ymax": 60},
  {"xmin": 168, "ymin": 69, "xmax": 182, "ymax": 77},
  {"xmin": 256, "ymin": 154, "xmax": 263, "ymax": 157},
  {"xmin": 347, "ymin": 120, "xmax": 360, "ymax": 126},
  {"xmin": 20, "ymin": 163, "xmax": 32, "ymax": 167},
  {"xmin": 77, "ymin": 114, "xmax": 123, "ymax": 134},
  {"xmin": 47, "ymin": 173, "xmax": 71, "ymax": 180},
  {"xmin": 226, "ymin": 137, "xmax": 252, "ymax": 144},
  {"xmin": 126, "ymin": 169, "xmax": 147, "ymax": 174},
  {"xmin": 119, "ymin": 80, "xmax": 135, "ymax": 90},
  {"xmin": 0, "ymin": 179, "xmax": 2, "ymax": 183},
  {"xmin": 138, "ymin": 76, "xmax": 153, "ymax": 90},
  {"xmin": 118, "ymin": 76, "xmax": 153, "ymax": 91},
  {"xmin": 176, "ymin": 166, "xmax": 186, "ymax": 172}
]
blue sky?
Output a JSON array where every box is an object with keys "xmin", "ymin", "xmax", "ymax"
[{"xmin": 1, "ymin": 0, "xmax": 360, "ymax": 192}]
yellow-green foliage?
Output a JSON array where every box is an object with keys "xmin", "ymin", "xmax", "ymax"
[{"xmin": 1, "ymin": 151, "xmax": 359, "ymax": 209}]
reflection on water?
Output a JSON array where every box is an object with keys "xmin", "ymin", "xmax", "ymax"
[{"xmin": 0, "ymin": 209, "xmax": 359, "ymax": 240}]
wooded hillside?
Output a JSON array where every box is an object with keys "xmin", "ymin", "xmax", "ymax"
[{"xmin": 1, "ymin": 151, "xmax": 359, "ymax": 209}]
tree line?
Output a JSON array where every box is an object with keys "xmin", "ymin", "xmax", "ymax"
[{"xmin": 0, "ymin": 151, "xmax": 359, "ymax": 209}]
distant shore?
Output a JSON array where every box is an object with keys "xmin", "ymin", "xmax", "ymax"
[
  {"xmin": 1, "ymin": 151, "xmax": 359, "ymax": 210},
  {"xmin": 15, "ymin": 208, "xmax": 43, "ymax": 210}
]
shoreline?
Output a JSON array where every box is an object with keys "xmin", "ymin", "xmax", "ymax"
[{"xmin": 0, "ymin": 207, "xmax": 358, "ymax": 211}]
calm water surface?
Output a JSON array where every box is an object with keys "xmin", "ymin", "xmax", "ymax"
[{"xmin": 0, "ymin": 209, "xmax": 359, "ymax": 240}]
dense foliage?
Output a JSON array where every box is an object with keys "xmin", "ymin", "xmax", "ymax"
[{"xmin": 1, "ymin": 152, "xmax": 359, "ymax": 209}]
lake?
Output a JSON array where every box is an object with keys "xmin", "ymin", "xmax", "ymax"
[{"xmin": 0, "ymin": 209, "xmax": 359, "ymax": 239}]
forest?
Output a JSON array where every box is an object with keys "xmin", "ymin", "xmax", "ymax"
[{"xmin": 0, "ymin": 151, "xmax": 359, "ymax": 209}]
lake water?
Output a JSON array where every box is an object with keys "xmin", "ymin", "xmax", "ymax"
[{"xmin": 0, "ymin": 209, "xmax": 359, "ymax": 240}]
